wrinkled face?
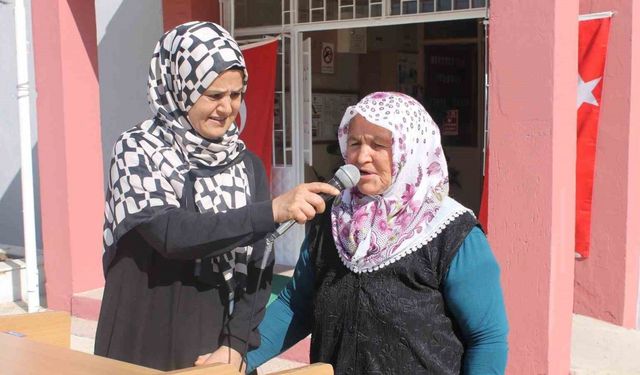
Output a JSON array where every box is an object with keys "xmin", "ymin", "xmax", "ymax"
[
  {"xmin": 346, "ymin": 115, "xmax": 393, "ymax": 196},
  {"xmin": 187, "ymin": 69, "xmax": 243, "ymax": 140}
]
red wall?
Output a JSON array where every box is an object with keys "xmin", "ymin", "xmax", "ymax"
[{"xmin": 162, "ymin": 0, "xmax": 221, "ymax": 31}]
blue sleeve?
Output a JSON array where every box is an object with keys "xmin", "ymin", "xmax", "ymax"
[
  {"xmin": 443, "ymin": 227, "xmax": 509, "ymax": 375},
  {"xmin": 246, "ymin": 237, "xmax": 316, "ymax": 372}
]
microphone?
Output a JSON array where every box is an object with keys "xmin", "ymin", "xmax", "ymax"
[{"xmin": 269, "ymin": 164, "xmax": 360, "ymax": 240}]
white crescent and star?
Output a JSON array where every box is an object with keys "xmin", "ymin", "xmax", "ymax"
[{"xmin": 577, "ymin": 74, "xmax": 601, "ymax": 109}]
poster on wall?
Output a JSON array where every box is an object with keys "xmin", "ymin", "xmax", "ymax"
[
  {"xmin": 397, "ymin": 53, "xmax": 418, "ymax": 98},
  {"xmin": 321, "ymin": 42, "xmax": 335, "ymax": 74},
  {"xmin": 337, "ymin": 28, "xmax": 367, "ymax": 54},
  {"xmin": 312, "ymin": 93, "xmax": 358, "ymax": 142}
]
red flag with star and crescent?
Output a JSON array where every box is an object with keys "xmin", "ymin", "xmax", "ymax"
[
  {"xmin": 238, "ymin": 38, "xmax": 279, "ymax": 181},
  {"xmin": 575, "ymin": 15, "xmax": 612, "ymax": 258}
]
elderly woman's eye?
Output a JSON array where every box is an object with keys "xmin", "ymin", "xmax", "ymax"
[{"xmin": 230, "ymin": 92, "xmax": 241, "ymax": 99}]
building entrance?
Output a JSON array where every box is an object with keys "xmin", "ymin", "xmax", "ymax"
[{"xmin": 303, "ymin": 19, "xmax": 486, "ymax": 212}]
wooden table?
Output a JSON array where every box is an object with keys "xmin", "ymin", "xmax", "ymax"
[
  {"xmin": 0, "ymin": 311, "xmax": 332, "ymax": 374},
  {"xmin": 0, "ymin": 331, "xmax": 241, "ymax": 374},
  {"xmin": 0, "ymin": 310, "xmax": 70, "ymax": 348}
]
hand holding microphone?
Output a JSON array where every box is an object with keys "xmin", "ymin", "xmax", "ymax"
[
  {"xmin": 271, "ymin": 182, "xmax": 339, "ymax": 224},
  {"xmin": 270, "ymin": 164, "xmax": 361, "ymax": 238}
]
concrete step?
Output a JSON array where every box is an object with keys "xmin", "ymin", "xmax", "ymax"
[
  {"xmin": 0, "ymin": 244, "xmax": 45, "ymax": 304},
  {"xmin": 571, "ymin": 314, "xmax": 640, "ymax": 374},
  {"xmin": 71, "ymin": 287, "xmax": 103, "ymax": 321},
  {"xmin": 0, "ymin": 300, "xmax": 29, "ymax": 315}
]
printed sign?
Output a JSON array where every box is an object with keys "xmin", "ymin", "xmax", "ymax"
[
  {"xmin": 443, "ymin": 109, "xmax": 459, "ymax": 136},
  {"xmin": 321, "ymin": 42, "xmax": 335, "ymax": 74}
]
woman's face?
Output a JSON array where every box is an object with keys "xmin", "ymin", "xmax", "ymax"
[
  {"xmin": 187, "ymin": 69, "xmax": 244, "ymax": 140},
  {"xmin": 346, "ymin": 115, "xmax": 393, "ymax": 195}
]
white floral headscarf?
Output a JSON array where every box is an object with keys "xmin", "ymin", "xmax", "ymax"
[{"xmin": 331, "ymin": 92, "xmax": 473, "ymax": 273}]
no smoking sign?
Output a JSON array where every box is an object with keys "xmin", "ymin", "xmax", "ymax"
[{"xmin": 321, "ymin": 42, "xmax": 334, "ymax": 74}]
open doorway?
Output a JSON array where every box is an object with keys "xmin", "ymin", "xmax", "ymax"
[{"xmin": 303, "ymin": 19, "xmax": 486, "ymax": 212}]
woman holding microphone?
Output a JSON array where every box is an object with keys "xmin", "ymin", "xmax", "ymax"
[{"xmin": 94, "ymin": 21, "xmax": 337, "ymax": 371}]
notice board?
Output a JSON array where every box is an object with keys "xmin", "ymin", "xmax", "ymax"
[{"xmin": 312, "ymin": 92, "xmax": 359, "ymax": 142}]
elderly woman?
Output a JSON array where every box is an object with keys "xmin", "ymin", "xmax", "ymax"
[
  {"xmin": 94, "ymin": 22, "xmax": 337, "ymax": 371},
  {"xmin": 247, "ymin": 92, "xmax": 509, "ymax": 374}
]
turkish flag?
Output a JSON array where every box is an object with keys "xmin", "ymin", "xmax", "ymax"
[
  {"xmin": 239, "ymin": 38, "xmax": 278, "ymax": 180},
  {"xmin": 575, "ymin": 16, "xmax": 611, "ymax": 258}
]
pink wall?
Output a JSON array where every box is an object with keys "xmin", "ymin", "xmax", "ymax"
[
  {"xmin": 28, "ymin": 0, "xmax": 224, "ymax": 313},
  {"xmin": 489, "ymin": 1, "xmax": 578, "ymax": 373},
  {"xmin": 162, "ymin": 0, "xmax": 221, "ymax": 32},
  {"xmin": 31, "ymin": 0, "xmax": 105, "ymax": 311},
  {"xmin": 574, "ymin": 0, "xmax": 640, "ymax": 329},
  {"xmin": 630, "ymin": 3, "xmax": 640, "ymax": 330}
]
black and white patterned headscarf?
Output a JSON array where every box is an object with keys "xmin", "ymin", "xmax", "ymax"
[{"xmin": 102, "ymin": 22, "xmax": 252, "ymax": 313}]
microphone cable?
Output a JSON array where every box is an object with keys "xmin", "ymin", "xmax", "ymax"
[{"xmin": 238, "ymin": 230, "xmax": 278, "ymax": 373}]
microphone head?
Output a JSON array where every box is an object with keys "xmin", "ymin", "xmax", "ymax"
[{"xmin": 334, "ymin": 164, "xmax": 360, "ymax": 190}]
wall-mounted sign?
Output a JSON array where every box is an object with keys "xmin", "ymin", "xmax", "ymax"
[
  {"xmin": 337, "ymin": 28, "xmax": 367, "ymax": 54},
  {"xmin": 321, "ymin": 42, "xmax": 335, "ymax": 74},
  {"xmin": 443, "ymin": 109, "xmax": 459, "ymax": 136}
]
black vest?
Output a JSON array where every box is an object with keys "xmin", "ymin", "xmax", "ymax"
[{"xmin": 307, "ymin": 209, "xmax": 477, "ymax": 375}]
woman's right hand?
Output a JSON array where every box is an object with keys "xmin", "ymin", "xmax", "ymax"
[{"xmin": 272, "ymin": 182, "xmax": 340, "ymax": 224}]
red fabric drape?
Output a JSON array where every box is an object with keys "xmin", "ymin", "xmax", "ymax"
[{"xmin": 239, "ymin": 39, "xmax": 279, "ymax": 180}]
